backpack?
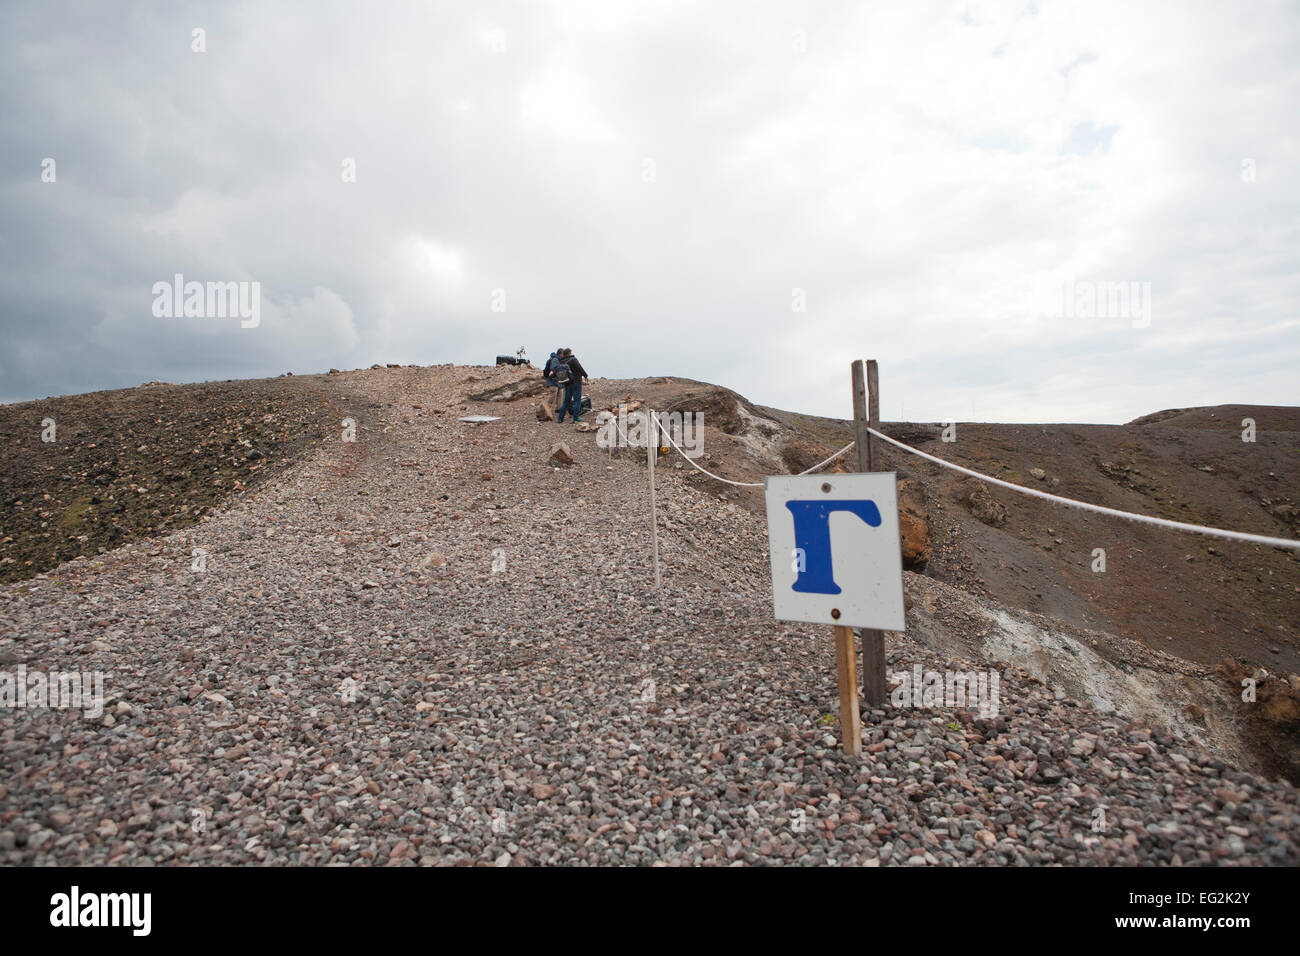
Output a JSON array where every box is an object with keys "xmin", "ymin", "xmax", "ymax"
[{"xmin": 552, "ymin": 359, "xmax": 573, "ymax": 385}]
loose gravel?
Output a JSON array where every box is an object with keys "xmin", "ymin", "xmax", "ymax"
[{"xmin": 1, "ymin": 365, "xmax": 1296, "ymax": 865}]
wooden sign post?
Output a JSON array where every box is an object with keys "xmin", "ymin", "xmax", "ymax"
[
  {"xmin": 852, "ymin": 360, "xmax": 888, "ymax": 708},
  {"xmin": 647, "ymin": 409, "xmax": 662, "ymax": 590},
  {"xmin": 764, "ymin": 469, "xmax": 904, "ymax": 756},
  {"xmin": 763, "ymin": 363, "xmax": 904, "ymax": 757},
  {"xmin": 834, "ymin": 623, "xmax": 862, "ymax": 755}
]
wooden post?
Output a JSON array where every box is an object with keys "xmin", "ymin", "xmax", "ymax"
[
  {"xmin": 647, "ymin": 409, "xmax": 662, "ymax": 589},
  {"xmin": 851, "ymin": 360, "xmax": 887, "ymax": 708},
  {"xmin": 834, "ymin": 625, "xmax": 862, "ymax": 755},
  {"xmin": 851, "ymin": 361, "xmax": 871, "ymax": 470},
  {"xmin": 866, "ymin": 360, "xmax": 880, "ymax": 471}
]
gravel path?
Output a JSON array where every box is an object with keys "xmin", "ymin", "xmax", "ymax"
[{"xmin": 2, "ymin": 365, "xmax": 1296, "ymax": 865}]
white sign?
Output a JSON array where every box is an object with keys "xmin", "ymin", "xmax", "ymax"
[{"xmin": 764, "ymin": 473, "xmax": 905, "ymax": 631}]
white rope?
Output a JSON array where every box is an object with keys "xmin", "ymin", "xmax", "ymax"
[
  {"xmin": 603, "ymin": 400, "xmax": 1294, "ymax": 554},
  {"xmin": 600, "ymin": 407, "xmax": 762, "ymax": 486},
  {"xmin": 653, "ymin": 426, "xmax": 762, "ymax": 487},
  {"xmin": 794, "ymin": 440, "xmax": 858, "ymax": 475},
  {"xmin": 655, "ymin": 421, "xmax": 857, "ymax": 487},
  {"xmin": 613, "ymin": 409, "xmax": 1298, "ymax": 552},
  {"xmin": 866, "ymin": 427, "xmax": 1300, "ymax": 552}
]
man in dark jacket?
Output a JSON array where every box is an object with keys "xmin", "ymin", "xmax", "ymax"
[
  {"xmin": 554, "ymin": 348, "xmax": 589, "ymax": 424},
  {"xmin": 541, "ymin": 349, "xmax": 565, "ymax": 418}
]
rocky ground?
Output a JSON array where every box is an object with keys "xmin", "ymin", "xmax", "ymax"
[
  {"xmin": 0, "ymin": 376, "xmax": 345, "ymax": 583},
  {"xmin": 1, "ymin": 364, "xmax": 1296, "ymax": 865}
]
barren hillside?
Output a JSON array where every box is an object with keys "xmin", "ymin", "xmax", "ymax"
[{"xmin": 0, "ymin": 364, "xmax": 1296, "ymax": 865}]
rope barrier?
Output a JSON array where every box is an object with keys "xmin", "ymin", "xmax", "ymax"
[
  {"xmin": 656, "ymin": 428, "xmax": 761, "ymax": 487},
  {"xmin": 604, "ymin": 407, "xmax": 761, "ymax": 485},
  {"xmin": 655, "ymin": 423, "xmax": 855, "ymax": 487},
  {"xmin": 866, "ymin": 426, "xmax": 1300, "ymax": 552},
  {"xmin": 609, "ymin": 405, "xmax": 1300, "ymax": 551}
]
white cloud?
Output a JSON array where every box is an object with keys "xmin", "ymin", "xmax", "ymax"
[
  {"xmin": 0, "ymin": 0, "xmax": 1295, "ymax": 420},
  {"xmin": 404, "ymin": 237, "xmax": 465, "ymax": 284}
]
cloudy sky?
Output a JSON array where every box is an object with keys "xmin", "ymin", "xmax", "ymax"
[{"xmin": 2, "ymin": 0, "xmax": 1297, "ymax": 423}]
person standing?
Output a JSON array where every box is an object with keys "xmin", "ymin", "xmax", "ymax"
[
  {"xmin": 542, "ymin": 348, "xmax": 566, "ymax": 418},
  {"xmin": 554, "ymin": 348, "xmax": 589, "ymax": 424}
]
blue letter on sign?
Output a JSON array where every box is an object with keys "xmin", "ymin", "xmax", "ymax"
[{"xmin": 784, "ymin": 499, "xmax": 882, "ymax": 594}]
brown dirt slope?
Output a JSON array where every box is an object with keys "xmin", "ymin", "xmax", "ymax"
[{"xmin": 0, "ymin": 377, "xmax": 362, "ymax": 582}]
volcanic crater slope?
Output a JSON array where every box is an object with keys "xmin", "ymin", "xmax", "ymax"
[{"xmin": 0, "ymin": 364, "xmax": 1296, "ymax": 866}]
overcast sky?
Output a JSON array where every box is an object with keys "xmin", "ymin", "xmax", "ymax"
[{"xmin": 2, "ymin": 1, "xmax": 1297, "ymax": 423}]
